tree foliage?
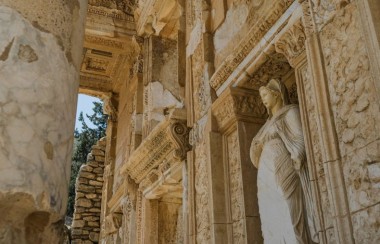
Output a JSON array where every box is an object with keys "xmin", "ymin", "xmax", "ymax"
[{"xmin": 66, "ymin": 101, "xmax": 108, "ymax": 217}]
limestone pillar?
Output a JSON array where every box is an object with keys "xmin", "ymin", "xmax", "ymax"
[{"xmin": 0, "ymin": 0, "xmax": 87, "ymax": 243}]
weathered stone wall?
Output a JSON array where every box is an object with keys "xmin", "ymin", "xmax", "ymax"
[
  {"xmin": 313, "ymin": 1, "xmax": 380, "ymax": 243},
  {"xmin": 0, "ymin": 0, "xmax": 87, "ymax": 243},
  {"xmin": 71, "ymin": 138, "xmax": 106, "ymax": 244}
]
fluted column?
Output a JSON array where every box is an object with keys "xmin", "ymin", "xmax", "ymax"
[{"xmin": 0, "ymin": 0, "xmax": 87, "ymax": 242}]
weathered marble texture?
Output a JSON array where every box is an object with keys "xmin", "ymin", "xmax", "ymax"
[{"xmin": 0, "ymin": 1, "xmax": 87, "ymax": 242}]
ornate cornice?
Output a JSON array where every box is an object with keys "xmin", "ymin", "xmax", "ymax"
[
  {"xmin": 212, "ymin": 87, "xmax": 267, "ymax": 130},
  {"xmin": 275, "ymin": 20, "xmax": 306, "ymax": 67},
  {"xmin": 210, "ymin": 0, "xmax": 295, "ymax": 91},
  {"xmin": 120, "ymin": 110, "xmax": 190, "ymax": 183}
]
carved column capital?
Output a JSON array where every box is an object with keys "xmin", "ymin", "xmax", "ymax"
[
  {"xmin": 275, "ymin": 20, "xmax": 306, "ymax": 68},
  {"xmin": 212, "ymin": 87, "xmax": 267, "ymax": 131}
]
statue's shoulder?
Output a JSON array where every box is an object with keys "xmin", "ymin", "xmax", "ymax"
[
  {"xmin": 283, "ymin": 104, "xmax": 302, "ymax": 125},
  {"xmin": 284, "ymin": 104, "xmax": 300, "ymax": 114}
]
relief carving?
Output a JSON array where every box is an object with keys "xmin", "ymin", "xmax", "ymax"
[
  {"xmin": 121, "ymin": 112, "xmax": 190, "ymax": 183},
  {"xmin": 241, "ymin": 53, "xmax": 292, "ymax": 90},
  {"xmin": 210, "ymin": 0, "xmax": 295, "ymax": 91},
  {"xmin": 227, "ymin": 131, "xmax": 245, "ymax": 243},
  {"xmin": 194, "ymin": 140, "xmax": 211, "ymax": 244},
  {"xmin": 275, "ymin": 20, "xmax": 306, "ymax": 67},
  {"xmin": 212, "ymin": 87, "xmax": 267, "ymax": 130}
]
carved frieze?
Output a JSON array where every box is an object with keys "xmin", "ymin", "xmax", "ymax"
[
  {"xmin": 120, "ymin": 110, "xmax": 191, "ymax": 183},
  {"xmin": 275, "ymin": 20, "xmax": 306, "ymax": 67},
  {"xmin": 210, "ymin": 0, "xmax": 295, "ymax": 91},
  {"xmin": 240, "ymin": 53, "xmax": 292, "ymax": 90},
  {"xmin": 212, "ymin": 87, "xmax": 267, "ymax": 131}
]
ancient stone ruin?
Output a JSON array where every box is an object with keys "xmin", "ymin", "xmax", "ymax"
[
  {"xmin": 71, "ymin": 138, "xmax": 106, "ymax": 243},
  {"xmin": 0, "ymin": 0, "xmax": 379, "ymax": 244}
]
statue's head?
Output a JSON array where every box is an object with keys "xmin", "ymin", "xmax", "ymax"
[{"xmin": 259, "ymin": 79, "xmax": 290, "ymax": 116}]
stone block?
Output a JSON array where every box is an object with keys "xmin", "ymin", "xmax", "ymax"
[
  {"xmin": 77, "ymin": 177, "xmax": 88, "ymax": 184},
  {"xmin": 80, "ymin": 171, "xmax": 96, "ymax": 179},
  {"xmin": 89, "ymin": 232, "xmax": 100, "ymax": 242},
  {"xmin": 85, "ymin": 193, "xmax": 97, "ymax": 199},
  {"xmin": 76, "ymin": 185, "xmax": 96, "ymax": 193},
  {"xmin": 89, "ymin": 208, "xmax": 101, "ymax": 213},
  {"xmin": 95, "ymin": 155, "xmax": 105, "ymax": 162},
  {"xmin": 92, "ymin": 145, "xmax": 103, "ymax": 151},
  {"xmin": 93, "ymin": 167, "xmax": 104, "ymax": 174},
  {"xmin": 88, "ymin": 221, "xmax": 100, "ymax": 227},
  {"xmin": 73, "ymin": 214, "xmax": 81, "ymax": 220},
  {"xmin": 91, "ymin": 149, "xmax": 105, "ymax": 156},
  {"xmin": 77, "ymin": 198, "xmax": 92, "ymax": 208},
  {"xmin": 83, "ymin": 216, "xmax": 100, "ymax": 222},
  {"xmin": 98, "ymin": 138, "xmax": 107, "ymax": 147},
  {"xmin": 87, "ymin": 161, "xmax": 99, "ymax": 167},
  {"xmin": 89, "ymin": 180, "xmax": 103, "ymax": 186},
  {"xmin": 75, "ymin": 207, "xmax": 85, "ymax": 213},
  {"xmin": 80, "ymin": 165, "xmax": 93, "ymax": 172},
  {"xmin": 72, "ymin": 220, "xmax": 85, "ymax": 228},
  {"xmin": 71, "ymin": 229, "xmax": 83, "ymax": 236}
]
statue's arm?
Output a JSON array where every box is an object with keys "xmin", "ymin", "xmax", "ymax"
[{"xmin": 279, "ymin": 107, "xmax": 307, "ymax": 169}]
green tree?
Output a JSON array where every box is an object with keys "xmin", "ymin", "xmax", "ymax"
[{"xmin": 66, "ymin": 101, "xmax": 108, "ymax": 217}]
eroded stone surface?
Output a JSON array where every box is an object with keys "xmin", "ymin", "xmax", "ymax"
[{"xmin": 0, "ymin": 1, "xmax": 86, "ymax": 242}]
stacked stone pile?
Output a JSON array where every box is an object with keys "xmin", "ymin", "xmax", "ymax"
[{"xmin": 71, "ymin": 137, "xmax": 106, "ymax": 244}]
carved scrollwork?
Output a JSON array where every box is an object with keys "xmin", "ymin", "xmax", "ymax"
[
  {"xmin": 212, "ymin": 87, "xmax": 267, "ymax": 130},
  {"xmin": 169, "ymin": 121, "xmax": 192, "ymax": 160},
  {"xmin": 120, "ymin": 111, "xmax": 190, "ymax": 183},
  {"xmin": 275, "ymin": 20, "xmax": 306, "ymax": 67}
]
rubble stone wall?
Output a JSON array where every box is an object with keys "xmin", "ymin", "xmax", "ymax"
[{"xmin": 71, "ymin": 137, "xmax": 106, "ymax": 244}]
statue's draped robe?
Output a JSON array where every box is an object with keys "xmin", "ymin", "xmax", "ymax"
[{"xmin": 250, "ymin": 104, "xmax": 318, "ymax": 244}]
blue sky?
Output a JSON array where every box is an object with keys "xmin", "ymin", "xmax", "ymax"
[{"xmin": 75, "ymin": 94, "xmax": 102, "ymax": 131}]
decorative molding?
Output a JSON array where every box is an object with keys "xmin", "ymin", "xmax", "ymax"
[
  {"xmin": 87, "ymin": 4, "xmax": 135, "ymax": 22},
  {"xmin": 120, "ymin": 109, "xmax": 191, "ymax": 183},
  {"xmin": 240, "ymin": 53, "xmax": 292, "ymax": 90},
  {"xmin": 84, "ymin": 35, "xmax": 128, "ymax": 50},
  {"xmin": 212, "ymin": 87, "xmax": 267, "ymax": 130},
  {"xmin": 275, "ymin": 20, "xmax": 306, "ymax": 67},
  {"xmin": 210, "ymin": 0, "xmax": 295, "ymax": 91}
]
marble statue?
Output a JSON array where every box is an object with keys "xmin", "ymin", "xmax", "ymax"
[{"xmin": 250, "ymin": 79, "xmax": 318, "ymax": 244}]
